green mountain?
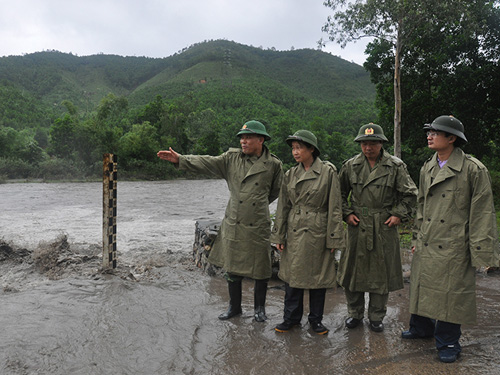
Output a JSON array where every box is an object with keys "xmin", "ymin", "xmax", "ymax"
[
  {"xmin": 0, "ymin": 40, "xmax": 377, "ymax": 180},
  {"xmin": 0, "ymin": 40, "xmax": 374, "ymax": 116}
]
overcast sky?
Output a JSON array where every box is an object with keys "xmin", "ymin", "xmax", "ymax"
[{"xmin": 0, "ymin": 0, "xmax": 370, "ymax": 66}]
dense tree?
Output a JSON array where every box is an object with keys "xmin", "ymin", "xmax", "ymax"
[
  {"xmin": 359, "ymin": 0, "xmax": 500, "ymax": 179},
  {"xmin": 97, "ymin": 94, "xmax": 129, "ymax": 124},
  {"xmin": 118, "ymin": 122, "xmax": 160, "ymax": 165},
  {"xmin": 321, "ymin": 0, "xmax": 493, "ymax": 158},
  {"xmin": 16, "ymin": 129, "xmax": 44, "ymax": 164},
  {"xmin": 267, "ymin": 118, "xmax": 295, "ymax": 168},
  {"xmin": 186, "ymin": 109, "xmax": 222, "ymax": 156},
  {"xmin": 48, "ymin": 114, "xmax": 77, "ymax": 159}
]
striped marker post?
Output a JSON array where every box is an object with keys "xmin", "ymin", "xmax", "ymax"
[{"xmin": 103, "ymin": 153, "xmax": 117, "ymax": 269}]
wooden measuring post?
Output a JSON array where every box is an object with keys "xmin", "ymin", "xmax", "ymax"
[{"xmin": 103, "ymin": 153, "xmax": 117, "ymax": 269}]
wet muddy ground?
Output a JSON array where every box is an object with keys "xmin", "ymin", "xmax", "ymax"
[{"xmin": 1, "ymin": 180, "xmax": 499, "ymax": 374}]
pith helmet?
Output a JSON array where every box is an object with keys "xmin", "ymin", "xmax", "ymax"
[
  {"xmin": 423, "ymin": 115, "xmax": 467, "ymax": 143},
  {"xmin": 237, "ymin": 120, "xmax": 271, "ymax": 141},
  {"xmin": 354, "ymin": 123, "xmax": 388, "ymax": 142},
  {"xmin": 286, "ymin": 130, "xmax": 320, "ymax": 155}
]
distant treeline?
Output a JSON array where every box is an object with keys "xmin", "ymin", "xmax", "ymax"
[{"xmin": 0, "ymin": 85, "xmax": 376, "ymax": 181}]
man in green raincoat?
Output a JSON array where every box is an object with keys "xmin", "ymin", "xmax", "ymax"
[
  {"xmin": 157, "ymin": 120, "xmax": 283, "ymax": 323},
  {"xmin": 338, "ymin": 123, "xmax": 417, "ymax": 333},
  {"xmin": 402, "ymin": 115, "xmax": 500, "ymax": 363}
]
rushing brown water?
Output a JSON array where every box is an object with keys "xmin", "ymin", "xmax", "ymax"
[{"xmin": 1, "ymin": 180, "xmax": 499, "ymax": 374}]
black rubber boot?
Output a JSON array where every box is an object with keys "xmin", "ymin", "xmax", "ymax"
[
  {"xmin": 218, "ymin": 279, "xmax": 242, "ymax": 320},
  {"xmin": 253, "ymin": 279, "xmax": 268, "ymax": 322}
]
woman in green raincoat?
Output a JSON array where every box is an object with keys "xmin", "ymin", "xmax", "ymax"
[{"xmin": 271, "ymin": 130, "xmax": 345, "ymax": 335}]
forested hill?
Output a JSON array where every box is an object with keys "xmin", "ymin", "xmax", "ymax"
[
  {"xmin": 0, "ymin": 40, "xmax": 374, "ymax": 112},
  {"xmin": 0, "ymin": 39, "xmax": 377, "ymax": 181}
]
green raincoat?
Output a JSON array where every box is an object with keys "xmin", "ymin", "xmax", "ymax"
[
  {"xmin": 270, "ymin": 158, "xmax": 345, "ymax": 289},
  {"xmin": 410, "ymin": 147, "xmax": 500, "ymax": 325},
  {"xmin": 338, "ymin": 149, "xmax": 418, "ymax": 294},
  {"xmin": 179, "ymin": 146, "xmax": 283, "ymax": 280}
]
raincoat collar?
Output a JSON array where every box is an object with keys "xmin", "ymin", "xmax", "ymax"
[
  {"xmin": 242, "ymin": 145, "xmax": 273, "ymax": 179},
  {"xmin": 426, "ymin": 147, "xmax": 465, "ymax": 189},
  {"xmin": 352, "ymin": 149, "xmax": 391, "ymax": 188},
  {"xmin": 425, "ymin": 147, "xmax": 465, "ymax": 173},
  {"xmin": 442, "ymin": 147, "xmax": 465, "ymax": 172},
  {"xmin": 308, "ymin": 156, "xmax": 323, "ymax": 175},
  {"xmin": 296, "ymin": 157, "xmax": 323, "ymax": 183}
]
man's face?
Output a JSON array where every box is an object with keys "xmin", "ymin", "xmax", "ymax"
[
  {"xmin": 240, "ymin": 134, "xmax": 264, "ymax": 156},
  {"xmin": 426, "ymin": 130, "xmax": 456, "ymax": 152},
  {"xmin": 360, "ymin": 140, "xmax": 383, "ymax": 161}
]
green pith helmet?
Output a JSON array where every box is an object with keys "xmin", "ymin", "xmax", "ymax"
[
  {"xmin": 236, "ymin": 120, "xmax": 271, "ymax": 141},
  {"xmin": 423, "ymin": 115, "xmax": 467, "ymax": 143},
  {"xmin": 354, "ymin": 123, "xmax": 388, "ymax": 142},
  {"xmin": 286, "ymin": 130, "xmax": 320, "ymax": 155}
]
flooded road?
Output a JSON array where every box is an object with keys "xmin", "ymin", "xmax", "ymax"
[{"xmin": 1, "ymin": 180, "xmax": 499, "ymax": 374}]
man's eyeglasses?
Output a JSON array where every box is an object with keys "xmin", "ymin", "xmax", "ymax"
[{"xmin": 426, "ymin": 131, "xmax": 442, "ymax": 138}]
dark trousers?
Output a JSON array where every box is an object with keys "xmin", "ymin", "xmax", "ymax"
[
  {"xmin": 409, "ymin": 314, "xmax": 462, "ymax": 353},
  {"xmin": 344, "ymin": 289, "xmax": 388, "ymax": 322},
  {"xmin": 283, "ymin": 283, "xmax": 326, "ymax": 324},
  {"xmin": 226, "ymin": 273, "xmax": 268, "ymax": 308}
]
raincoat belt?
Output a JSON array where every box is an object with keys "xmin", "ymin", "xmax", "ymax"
[
  {"xmin": 352, "ymin": 206, "xmax": 389, "ymax": 251},
  {"xmin": 294, "ymin": 205, "xmax": 328, "ymax": 214}
]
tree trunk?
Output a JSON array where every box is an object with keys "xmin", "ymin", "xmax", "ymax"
[{"xmin": 393, "ymin": 30, "xmax": 402, "ymax": 159}]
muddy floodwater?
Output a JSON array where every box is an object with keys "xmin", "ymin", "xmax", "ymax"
[{"xmin": 1, "ymin": 180, "xmax": 499, "ymax": 375}]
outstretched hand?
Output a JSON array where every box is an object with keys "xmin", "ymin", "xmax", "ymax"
[{"xmin": 157, "ymin": 147, "xmax": 180, "ymax": 164}]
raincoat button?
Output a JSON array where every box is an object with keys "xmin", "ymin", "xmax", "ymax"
[
  {"xmin": 239, "ymin": 200, "xmax": 243, "ymax": 203},
  {"xmin": 477, "ymin": 246, "xmax": 481, "ymax": 250},
  {"xmin": 424, "ymin": 243, "xmax": 428, "ymax": 246},
  {"xmin": 442, "ymin": 193, "xmax": 446, "ymax": 197},
  {"xmin": 438, "ymin": 245, "xmax": 443, "ymax": 249},
  {"xmin": 255, "ymin": 182, "xmax": 259, "ymax": 186},
  {"xmin": 440, "ymin": 219, "xmax": 445, "ymax": 223},
  {"xmin": 428, "ymin": 218, "xmax": 431, "ymax": 221},
  {"xmin": 293, "ymin": 229, "xmax": 297, "ymax": 232}
]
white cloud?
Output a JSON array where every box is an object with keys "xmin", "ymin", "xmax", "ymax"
[{"xmin": 0, "ymin": 0, "xmax": 370, "ymax": 65}]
